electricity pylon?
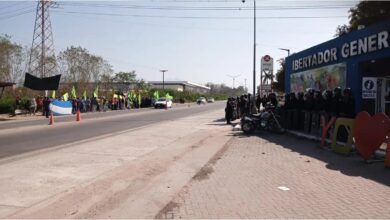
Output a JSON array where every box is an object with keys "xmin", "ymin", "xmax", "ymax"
[{"xmin": 28, "ymin": 0, "xmax": 58, "ymax": 78}]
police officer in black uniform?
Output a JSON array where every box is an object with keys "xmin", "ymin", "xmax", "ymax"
[{"xmin": 225, "ymin": 97, "xmax": 234, "ymax": 124}]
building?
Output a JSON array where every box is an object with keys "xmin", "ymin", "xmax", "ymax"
[
  {"xmin": 148, "ymin": 81, "xmax": 211, "ymax": 94},
  {"xmin": 285, "ymin": 20, "xmax": 390, "ymax": 116}
]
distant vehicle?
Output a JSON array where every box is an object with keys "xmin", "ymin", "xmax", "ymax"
[
  {"xmin": 154, "ymin": 98, "xmax": 172, "ymax": 108},
  {"xmin": 207, "ymin": 98, "xmax": 215, "ymax": 103},
  {"xmin": 197, "ymin": 97, "xmax": 207, "ymax": 105}
]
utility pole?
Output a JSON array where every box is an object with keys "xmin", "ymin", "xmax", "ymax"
[
  {"xmin": 242, "ymin": 0, "xmax": 256, "ymax": 96},
  {"xmin": 252, "ymin": 0, "xmax": 256, "ymax": 97},
  {"xmin": 242, "ymin": 0, "xmax": 257, "ymax": 113},
  {"xmin": 227, "ymin": 74, "xmax": 241, "ymax": 89},
  {"xmin": 28, "ymin": 0, "xmax": 58, "ymax": 78},
  {"xmin": 244, "ymin": 78, "xmax": 247, "ymax": 92},
  {"xmin": 160, "ymin": 70, "xmax": 168, "ymax": 90}
]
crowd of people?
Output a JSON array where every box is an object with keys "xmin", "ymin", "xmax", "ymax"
[
  {"xmin": 225, "ymin": 87, "xmax": 356, "ymax": 128},
  {"xmin": 15, "ymin": 95, "xmax": 156, "ymax": 118},
  {"xmin": 225, "ymin": 92, "xmax": 281, "ymax": 124},
  {"xmin": 282, "ymin": 87, "xmax": 355, "ymax": 119},
  {"xmin": 224, "ymin": 94, "xmax": 251, "ymax": 124},
  {"xmin": 281, "ymin": 87, "xmax": 355, "ymax": 135}
]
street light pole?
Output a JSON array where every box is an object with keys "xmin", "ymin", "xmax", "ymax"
[
  {"xmin": 242, "ymin": 0, "xmax": 256, "ymax": 111},
  {"xmin": 252, "ymin": 0, "xmax": 256, "ymax": 97},
  {"xmin": 227, "ymin": 74, "xmax": 241, "ymax": 89},
  {"xmin": 160, "ymin": 70, "xmax": 168, "ymax": 90},
  {"xmin": 279, "ymin": 48, "xmax": 290, "ymax": 56}
]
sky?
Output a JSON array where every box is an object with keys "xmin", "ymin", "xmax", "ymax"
[{"xmin": 0, "ymin": 0, "xmax": 358, "ymax": 90}]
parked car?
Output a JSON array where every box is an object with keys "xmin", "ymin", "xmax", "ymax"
[
  {"xmin": 197, "ymin": 97, "xmax": 207, "ymax": 105},
  {"xmin": 207, "ymin": 98, "xmax": 215, "ymax": 103},
  {"xmin": 154, "ymin": 98, "xmax": 172, "ymax": 108}
]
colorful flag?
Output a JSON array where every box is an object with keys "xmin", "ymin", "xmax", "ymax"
[
  {"xmin": 63, "ymin": 93, "xmax": 69, "ymax": 101},
  {"xmin": 71, "ymin": 86, "xmax": 77, "ymax": 98},
  {"xmin": 153, "ymin": 90, "xmax": 159, "ymax": 99},
  {"xmin": 165, "ymin": 93, "xmax": 173, "ymax": 100},
  {"xmin": 93, "ymin": 86, "xmax": 99, "ymax": 98},
  {"xmin": 51, "ymin": 90, "xmax": 56, "ymax": 99},
  {"xmin": 127, "ymin": 92, "xmax": 133, "ymax": 101},
  {"xmin": 83, "ymin": 90, "xmax": 87, "ymax": 100},
  {"xmin": 138, "ymin": 93, "xmax": 141, "ymax": 107}
]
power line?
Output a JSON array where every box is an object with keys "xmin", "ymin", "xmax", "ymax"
[
  {"xmin": 0, "ymin": 5, "xmax": 36, "ymax": 16},
  {"xmin": 0, "ymin": 2, "xmax": 25, "ymax": 11},
  {"xmin": 52, "ymin": 10, "xmax": 347, "ymax": 20},
  {"xmin": 58, "ymin": 2, "xmax": 353, "ymax": 11},
  {"xmin": 0, "ymin": 2, "xmax": 26, "ymax": 12},
  {"xmin": 0, "ymin": 9, "xmax": 35, "ymax": 20}
]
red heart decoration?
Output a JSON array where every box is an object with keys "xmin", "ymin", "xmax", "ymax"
[{"xmin": 354, "ymin": 111, "xmax": 390, "ymax": 161}]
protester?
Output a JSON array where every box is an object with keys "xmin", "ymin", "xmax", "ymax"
[
  {"xmin": 43, "ymin": 97, "xmax": 51, "ymax": 118},
  {"xmin": 29, "ymin": 97, "xmax": 37, "ymax": 115}
]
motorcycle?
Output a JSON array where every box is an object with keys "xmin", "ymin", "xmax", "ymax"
[{"xmin": 241, "ymin": 104, "xmax": 285, "ymax": 134}]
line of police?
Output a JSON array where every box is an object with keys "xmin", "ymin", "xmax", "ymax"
[
  {"xmin": 225, "ymin": 93, "xmax": 279, "ymax": 124},
  {"xmin": 225, "ymin": 87, "xmax": 356, "ymax": 134}
]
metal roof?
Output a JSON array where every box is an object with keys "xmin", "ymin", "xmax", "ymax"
[
  {"xmin": 147, "ymin": 81, "xmax": 210, "ymax": 90},
  {"xmin": 0, "ymin": 82, "xmax": 15, "ymax": 87}
]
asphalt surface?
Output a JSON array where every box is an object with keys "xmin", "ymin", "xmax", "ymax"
[
  {"xmin": 0, "ymin": 102, "xmax": 225, "ymax": 159},
  {"xmin": 0, "ymin": 106, "xmax": 155, "ymax": 130}
]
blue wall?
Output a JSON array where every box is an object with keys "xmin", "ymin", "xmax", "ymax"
[{"xmin": 285, "ymin": 20, "xmax": 390, "ymax": 112}]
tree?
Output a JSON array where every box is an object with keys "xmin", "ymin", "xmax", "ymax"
[
  {"xmin": 113, "ymin": 71, "xmax": 136, "ymax": 83},
  {"xmin": 58, "ymin": 46, "xmax": 113, "ymax": 92},
  {"xmin": 0, "ymin": 35, "xmax": 25, "ymax": 84},
  {"xmin": 205, "ymin": 82, "xmax": 246, "ymax": 96},
  {"xmin": 272, "ymin": 59, "xmax": 285, "ymax": 93},
  {"xmin": 334, "ymin": 24, "xmax": 350, "ymax": 37},
  {"xmin": 58, "ymin": 46, "xmax": 113, "ymax": 83},
  {"xmin": 335, "ymin": 1, "xmax": 390, "ymax": 36},
  {"xmin": 134, "ymin": 79, "xmax": 149, "ymax": 91},
  {"xmin": 99, "ymin": 73, "xmax": 114, "ymax": 93}
]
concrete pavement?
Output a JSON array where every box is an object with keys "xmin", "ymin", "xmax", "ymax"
[
  {"xmin": 0, "ymin": 107, "xmax": 232, "ymax": 218},
  {"xmin": 3, "ymin": 102, "xmax": 389, "ymax": 219},
  {"xmin": 159, "ymin": 131, "xmax": 390, "ymax": 219}
]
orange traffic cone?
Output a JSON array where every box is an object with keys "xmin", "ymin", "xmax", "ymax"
[
  {"xmin": 49, "ymin": 112, "xmax": 54, "ymax": 125},
  {"xmin": 385, "ymin": 136, "xmax": 390, "ymax": 168},
  {"xmin": 76, "ymin": 110, "xmax": 81, "ymax": 122}
]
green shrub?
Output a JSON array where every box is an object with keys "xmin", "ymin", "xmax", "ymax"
[{"xmin": 0, "ymin": 97, "xmax": 15, "ymax": 114}]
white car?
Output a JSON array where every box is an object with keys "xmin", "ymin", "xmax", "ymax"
[
  {"xmin": 197, "ymin": 97, "xmax": 207, "ymax": 105},
  {"xmin": 154, "ymin": 98, "xmax": 173, "ymax": 108}
]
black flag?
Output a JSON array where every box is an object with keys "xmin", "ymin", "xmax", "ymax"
[{"xmin": 24, "ymin": 73, "xmax": 61, "ymax": 91}]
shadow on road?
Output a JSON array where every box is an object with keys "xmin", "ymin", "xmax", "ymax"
[
  {"xmin": 205, "ymin": 118, "xmax": 240, "ymax": 127},
  {"xmin": 230, "ymin": 130, "xmax": 390, "ymax": 187}
]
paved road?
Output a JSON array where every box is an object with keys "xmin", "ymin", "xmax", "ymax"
[
  {"xmin": 0, "ymin": 102, "xmax": 225, "ymax": 159},
  {"xmin": 0, "ymin": 103, "xmax": 188, "ymax": 130}
]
